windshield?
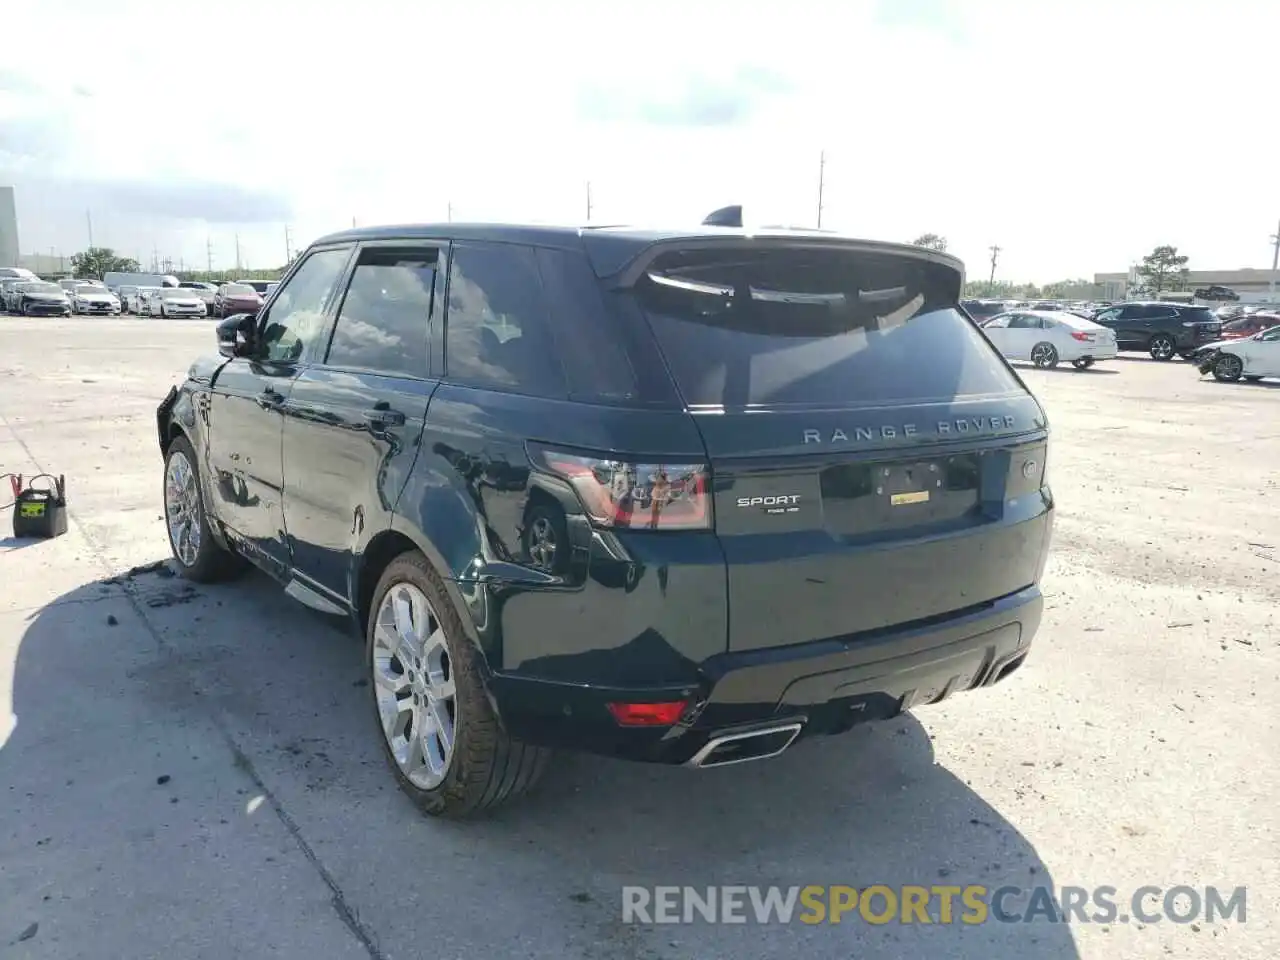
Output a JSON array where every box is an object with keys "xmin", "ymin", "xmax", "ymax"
[
  {"xmin": 160, "ymin": 288, "xmax": 194, "ymax": 299},
  {"xmin": 28, "ymin": 283, "xmax": 61, "ymax": 294},
  {"xmin": 634, "ymin": 247, "xmax": 1020, "ymax": 407},
  {"xmin": 224, "ymin": 283, "xmax": 256, "ymax": 296},
  {"xmin": 75, "ymin": 285, "xmax": 105, "ymax": 295}
]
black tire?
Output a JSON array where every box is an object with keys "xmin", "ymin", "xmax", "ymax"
[
  {"xmin": 162, "ymin": 434, "xmax": 247, "ymax": 582},
  {"xmin": 1031, "ymin": 342, "xmax": 1059, "ymax": 369},
  {"xmin": 1211, "ymin": 353, "xmax": 1244, "ymax": 382},
  {"xmin": 1244, "ymin": 375, "xmax": 1263, "ymax": 382},
  {"xmin": 1149, "ymin": 334, "xmax": 1176, "ymax": 361},
  {"xmin": 1179, "ymin": 351, "xmax": 1195, "ymax": 361},
  {"xmin": 521, "ymin": 501, "xmax": 569, "ymax": 574},
  {"xmin": 1071, "ymin": 358, "xmax": 1094, "ymax": 370},
  {"xmin": 367, "ymin": 551, "xmax": 551, "ymax": 818}
]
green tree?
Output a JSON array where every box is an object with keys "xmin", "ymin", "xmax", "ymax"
[
  {"xmin": 69, "ymin": 247, "xmax": 142, "ymax": 279},
  {"xmin": 1135, "ymin": 245, "xmax": 1189, "ymax": 296},
  {"xmin": 911, "ymin": 233, "xmax": 948, "ymax": 252}
]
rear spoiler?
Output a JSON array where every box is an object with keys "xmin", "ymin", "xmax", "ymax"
[{"xmin": 597, "ymin": 234, "xmax": 967, "ymax": 290}]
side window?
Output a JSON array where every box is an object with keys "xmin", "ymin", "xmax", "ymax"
[
  {"xmin": 985, "ymin": 315, "xmax": 1010, "ymax": 328},
  {"xmin": 1259, "ymin": 325, "xmax": 1280, "ymax": 341},
  {"xmin": 324, "ymin": 246, "xmax": 438, "ymax": 378},
  {"xmin": 1095, "ymin": 308, "xmax": 1119, "ymax": 322},
  {"xmin": 258, "ymin": 247, "xmax": 352, "ymax": 364},
  {"xmin": 1008, "ymin": 314, "xmax": 1036, "ymax": 329},
  {"xmin": 444, "ymin": 243, "xmax": 566, "ymax": 397},
  {"xmin": 1144, "ymin": 305, "xmax": 1176, "ymax": 320},
  {"xmin": 1118, "ymin": 305, "xmax": 1143, "ymax": 319}
]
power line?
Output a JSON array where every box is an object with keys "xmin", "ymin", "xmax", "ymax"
[{"xmin": 989, "ymin": 244, "xmax": 1002, "ymax": 285}]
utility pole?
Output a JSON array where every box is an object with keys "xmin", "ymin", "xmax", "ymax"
[
  {"xmin": 816, "ymin": 150, "xmax": 826, "ymax": 229},
  {"xmin": 1269, "ymin": 219, "xmax": 1280, "ymax": 300},
  {"xmin": 206, "ymin": 236, "xmax": 214, "ymax": 273},
  {"xmin": 988, "ymin": 244, "xmax": 1001, "ymax": 285},
  {"xmin": 352, "ymin": 216, "xmax": 357, "ymax": 228},
  {"xmin": 447, "ymin": 201, "xmax": 453, "ymax": 222},
  {"xmin": 586, "ymin": 181, "xmax": 593, "ymax": 222},
  {"xmin": 86, "ymin": 209, "xmax": 94, "ymax": 250},
  {"xmin": 234, "ymin": 233, "xmax": 242, "ymax": 274},
  {"xmin": 284, "ymin": 224, "xmax": 293, "ymax": 263}
]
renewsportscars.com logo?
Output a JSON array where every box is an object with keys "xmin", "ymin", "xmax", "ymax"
[{"xmin": 622, "ymin": 885, "xmax": 1247, "ymax": 926}]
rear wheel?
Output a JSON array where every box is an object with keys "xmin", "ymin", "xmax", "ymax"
[
  {"xmin": 367, "ymin": 551, "xmax": 551, "ymax": 818},
  {"xmin": 1071, "ymin": 358, "xmax": 1094, "ymax": 370},
  {"xmin": 1149, "ymin": 335, "xmax": 1176, "ymax": 361},
  {"xmin": 1212, "ymin": 353, "xmax": 1244, "ymax": 382},
  {"xmin": 1031, "ymin": 342, "xmax": 1059, "ymax": 368}
]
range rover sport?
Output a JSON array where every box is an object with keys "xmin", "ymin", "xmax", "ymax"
[{"xmin": 156, "ymin": 216, "xmax": 1054, "ymax": 818}]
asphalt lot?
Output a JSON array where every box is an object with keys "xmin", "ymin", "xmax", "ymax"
[{"xmin": 1, "ymin": 316, "xmax": 1276, "ymax": 959}]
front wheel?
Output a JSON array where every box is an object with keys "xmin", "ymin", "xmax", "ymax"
[
  {"xmin": 163, "ymin": 434, "xmax": 246, "ymax": 582},
  {"xmin": 1149, "ymin": 335, "xmax": 1176, "ymax": 361},
  {"xmin": 367, "ymin": 551, "xmax": 551, "ymax": 818},
  {"xmin": 1031, "ymin": 342, "xmax": 1059, "ymax": 368},
  {"xmin": 1212, "ymin": 353, "xmax": 1244, "ymax": 382},
  {"xmin": 1071, "ymin": 358, "xmax": 1095, "ymax": 370}
]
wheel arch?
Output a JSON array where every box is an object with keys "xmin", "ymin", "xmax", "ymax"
[{"xmin": 352, "ymin": 523, "xmax": 493, "ymax": 671}]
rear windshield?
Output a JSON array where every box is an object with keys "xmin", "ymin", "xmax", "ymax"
[
  {"xmin": 633, "ymin": 246, "xmax": 1021, "ymax": 407},
  {"xmin": 965, "ymin": 300, "xmax": 1007, "ymax": 317}
]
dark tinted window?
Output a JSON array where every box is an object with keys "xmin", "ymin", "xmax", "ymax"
[
  {"xmin": 325, "ymin": 246, "xmax": 437, "ymax": 377},
  {"xmin": 1176, "ymin": 306, "xmax": 1216, "ymax": 324},
  {"xmin": 1141, "ymin": 304, "xmax": 1178, "ymax": 319},
  {"xmin": 534, "ymin": 247, "xmax": 640, "ymax": 402},
  {"xmin": 1007, "ymin": 314, "xmax": 1040, "ymax": 329},
  {"xmin": 258, "ymin": 247, "xmax": 351, "ymax": 363},
  {"xmin": 444, "ymin": 243, "xmax": 566, "ymax": 397},
  {"xmin": 633, "ymin": 246, "xmax": 1020, "ymax": 407}
]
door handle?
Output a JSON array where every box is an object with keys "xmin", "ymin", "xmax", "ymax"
[
  {"xmin": 258, "ymin": 387, "xmax": 285, "ymax": 409},
  {"xmin": 363, "ymin": 406, "xmax": 405, "ymax": 427}
]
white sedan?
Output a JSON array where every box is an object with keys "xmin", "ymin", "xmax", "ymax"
[
  {"xmin": 1200, "ymin": 323, "xmax": 1280, "ymax": 382},
  {"xmin": 145, "ymin": 288, "xmax": 209, "ymax": 318},
  {"xmin": 981, "ymin": 310, "xmax": 1118, "ymax": 370}
]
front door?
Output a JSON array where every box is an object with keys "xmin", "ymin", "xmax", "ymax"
[
  {"xmin": 281, "ymin": 243, "xmax": 442, "ymax": 605},
  {"xmin": 205, "ymin": 245, "xmax": 355, "ymax": 574}
]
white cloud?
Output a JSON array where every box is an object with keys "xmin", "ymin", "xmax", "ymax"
[{"xmin": 2, "ymin": 0, "xmax": 1278, "ymax": 282}]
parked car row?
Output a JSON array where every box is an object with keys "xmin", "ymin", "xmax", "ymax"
[
  {"xmin": 968, "ymin": 297, "xmax": 1279, "ymax": 381},
  {"xmin": 2, "ymin": 272, "xmax": 273, "ymax": 319}
]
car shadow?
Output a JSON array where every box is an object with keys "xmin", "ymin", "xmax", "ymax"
[
  {"xmin": 2, "ymin": 565, "xmax": 1081, "ymax": 960},
  {"xmin": 1016, "ymin": 365, "xmax": 1119, "ymax": 376}
]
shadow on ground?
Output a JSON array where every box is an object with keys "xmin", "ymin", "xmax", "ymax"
[{"xmin": 1, "ymin": 561, "xmax": 1081, "ymax": 960}]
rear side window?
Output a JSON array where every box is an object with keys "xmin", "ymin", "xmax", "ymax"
[
  {"xmin": 1177, "ymin": 306, "xmax": 1216, "ymax": 324},
  {"xmin": 533, "ymin": 247, "xmax": 640, "ymax": 403},
  {"xmin": 633, "ymin": 247, "xmax": 1021, "ymax": 407},
  {"xmin": 325, "ymin": 246, "xmax": 438, "ymax": 378},
  {"xmin": 444, "ymin": 243, "xmax": 566, "ymax": 398}
]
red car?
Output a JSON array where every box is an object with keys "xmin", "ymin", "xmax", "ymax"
[
  {"xmin": 213, "ymin": 282, "xmax": 264, "ymax": 318},
  {"xmin": 1221, "ymin": 314, "xmax": 1280, "ymax": 339}
]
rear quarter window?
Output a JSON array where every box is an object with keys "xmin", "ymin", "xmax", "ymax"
[{"xmin": 633, "ymin": 246, "xmax": 1022, "ymax": 408}]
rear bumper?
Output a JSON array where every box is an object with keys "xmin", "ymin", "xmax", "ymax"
[{"xmin": 490, "ymin": 584, "xmax": 1043, "ymax": 765}]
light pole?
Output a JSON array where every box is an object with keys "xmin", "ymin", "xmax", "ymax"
[{"xmin": 1268, "ymin": 218, "xmax": 1280, "ymax": 301}]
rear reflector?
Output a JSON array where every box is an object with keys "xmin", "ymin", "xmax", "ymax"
[
  {"xmin": 606, "ymin": 701, "xmax": 689, "ymax": 727},
  {"xmin": 533, "ymin": 446, "xmax": 712, "ymax": 530}
]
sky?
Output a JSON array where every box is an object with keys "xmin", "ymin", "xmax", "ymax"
[{"xmin": 1, "ymin": 0, "xmax": 1278, "ymax": 284}]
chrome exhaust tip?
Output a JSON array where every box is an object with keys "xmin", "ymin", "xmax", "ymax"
[{"xmin": 685, "ymin": 722, "xmax": 804, "ymax": 769}]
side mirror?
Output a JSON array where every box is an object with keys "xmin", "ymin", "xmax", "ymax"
[{"xmin": 216, "ymin": 312, "xmax": 257, "ymax": 358}]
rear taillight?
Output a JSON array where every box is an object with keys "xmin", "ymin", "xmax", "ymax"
[
  {"xmin": 532, "ymin": 446, "xmax": 712, "ymax": 530},
  {"xmin": 1070, "ymin": 331, "xmax": 1092, "ymax": 342},
  {"xmin": 606, "ymin": 700, "xmax": 690, "ymax": 726}
]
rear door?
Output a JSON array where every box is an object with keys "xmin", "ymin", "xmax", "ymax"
[
  {"xmin": 280, "ymin": 242, "xmax": 441, "ymax": 604},
  {"xmin": 629, "ymin": 242, "xmax": 1050, "ymax": 651}
]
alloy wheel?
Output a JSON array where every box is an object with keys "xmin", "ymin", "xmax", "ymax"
[
  {"xmin": 1214, "ymin": 354, "xmax": 1243, "ymax": 381},
  {"xmin": 1150, "ymin": 337, "xmax": 1175, "ymax": 360},
  {"xmin": 371, "ymin": 583, "xmax": 457, "ymax": 790},
  {"xmin": 1031, "ymin": 343, "xmax": 1057, "ymax": 368},
  {"xmin": 528, "ymin": 516, "xmax": 558, "ymax": 570},
  {"xmin": 164, "ymin": 450, "xmax": 202, "ymax": 567}
]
